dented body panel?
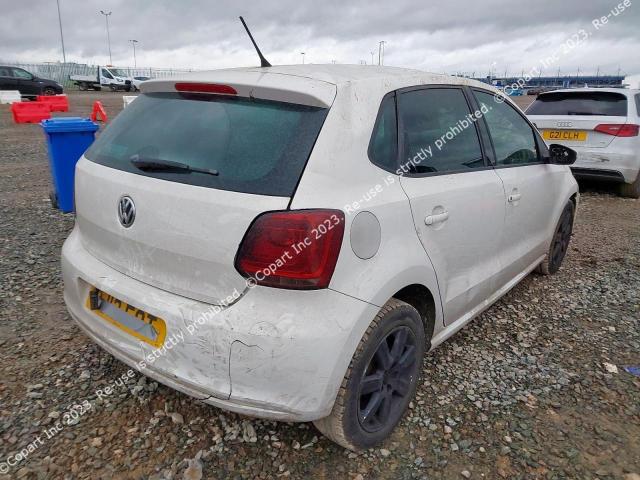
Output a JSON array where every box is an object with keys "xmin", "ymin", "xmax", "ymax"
[{"xmin": 62, "ymin": 224, "xmax": 378, "ymax": 420}]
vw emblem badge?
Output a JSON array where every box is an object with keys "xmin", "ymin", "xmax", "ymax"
[{"xmin": 118, "ymin": 195, "xmax": 136, "ymax": 228}]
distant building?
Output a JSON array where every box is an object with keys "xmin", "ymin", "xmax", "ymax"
[{"xmin": 477, "ymin": 75, "xmax": 625, "ymax": 89}]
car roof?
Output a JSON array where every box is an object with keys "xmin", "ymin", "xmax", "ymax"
[
  {"xmin": 240, "ymin": 64, "xmax": 464, "ymax": 85},
  {"xmin": 143, "ymin": 64, "xmax": 498, "ymax": 108},
  {"xmin": 161, "ymin": 64, "xmax": 493, "ymax": 91}
]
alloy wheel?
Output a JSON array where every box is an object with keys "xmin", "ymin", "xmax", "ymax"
[{"xmin": 357, "ymin": 326, "xmax": 418, "ymax": 433}]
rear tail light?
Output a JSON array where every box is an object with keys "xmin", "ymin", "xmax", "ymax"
[
  {"xmin": 174, "ymin": 82, "xmax": 237, "ymax": 95},
  {"xmin": 594, "ymin": 123, "xmax": 639, "ymax": 137},
  {"xmin": 235, "ymin": 210, "xmax": 345, "ymax": 289}
]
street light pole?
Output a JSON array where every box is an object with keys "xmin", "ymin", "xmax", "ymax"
[
  {"xmin": 300, "ymin": 52, "xmax": 305, "ymax": 64},
  {"xmin": 129, "ymin": 39, "xmax": 138, "ymax": 68},
  {"xmin": 370, "ymin": 51, "xmax": 374, "ymax": 65},
  {"xmin": 55, "ymin": 0, "xmax": 67, "ymax": 63},
  {"xmin": 100, "ymin": 10, "xmax": 112, "ymax": 64},
  {"xmin": 378, "ymin": 41, "xmax": 386, "ymax": 66}
]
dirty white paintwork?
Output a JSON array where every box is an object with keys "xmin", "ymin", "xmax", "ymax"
[
  {"xmin": 527, "ymin": 88, "xmax": 640, "ymax": 183},
  {"xmin": 62, "ymin": 65, "xmax": 578, "ymax": 421},
  {"xmin": 62, "ymin": 226, "xmax": 379, "ymax": 419},
  {"xmin": 74, "ymin": 158, "xmax": 285, "ymax": 305}
]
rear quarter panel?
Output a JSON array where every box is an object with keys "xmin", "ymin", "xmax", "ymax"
[{"xmin": 290, "ymin": 80, "xmax": 445, "ymax": 344}]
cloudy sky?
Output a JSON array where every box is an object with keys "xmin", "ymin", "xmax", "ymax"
[{"xmin": 1, "ymin": 0, "xmax": 639, "ymax": 77}]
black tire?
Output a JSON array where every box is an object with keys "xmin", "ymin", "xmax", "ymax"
[
  {"xmin": 109, "ymin": 85, "xmax": 117, "ymax": 92},
  {"xmin": 619, "ymin": 172, "xmax": 640, "ymax": 199},
  {"xmin": 78, "ymin": 82, "xmax": 88, "ymax": 91},
  {"xmin": 314, "ymin": 299, "xmax": 425, "ymax": 450},
  {"xmin": 42, "ymin": 87, "xmax": 57, "ymax": 96},
  {"xmin": 125, "ymin": 86, "xmax": 131, "ymax": 92},
  {"xmin": 536, "ymin": 201, "xmax": 575, "ymax": 275}
]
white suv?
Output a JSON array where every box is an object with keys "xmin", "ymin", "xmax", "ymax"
[
  {"xmin": 62, "ymin": 65, "xmax": 578, "ymax": 450},
  {"xmin": 527, "ymin": 88, "xmax": 640, "ymax": 198}
]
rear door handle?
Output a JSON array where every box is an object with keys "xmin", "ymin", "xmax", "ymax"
[
  {"xmin": 425, "ymin": 211, "xmax": 449, "ymax": 226},
  {"xmin": 508, "ymin": 193, "xmax": 521, "ymax": 203}
]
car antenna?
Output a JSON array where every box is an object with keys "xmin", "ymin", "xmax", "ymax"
[{"xmin": 239, "ymin": 16, "xmax": 272, "ymax": 67}]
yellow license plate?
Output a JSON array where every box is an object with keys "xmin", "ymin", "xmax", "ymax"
[
  {"xmin": 86, "ymin": 288, "xmax": 167, "ymax": 348},
  {"xmin": 543, "ymin": 130, "xmax": 588, "ymax": 141}
]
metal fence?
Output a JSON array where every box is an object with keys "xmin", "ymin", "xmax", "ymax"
[{"xmin": 0, "ymin": 61, "xmax": 199, "ymax": 88}]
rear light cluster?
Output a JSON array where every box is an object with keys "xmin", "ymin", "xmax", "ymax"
[
  {"xmin": 235, "ymin": 210, "xmax": 345, "ymax": 290},
  {"xmin": 594, "ymin": 123, "xmax": 639, "ymax": 137}
]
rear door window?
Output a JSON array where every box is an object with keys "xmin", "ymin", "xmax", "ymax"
[
  {"xmin": 526, "ymin": 91, "xmax": 628, "ymax": 116},
  {"xmin": 85, "ymin": 93, "xmax": 328, "ymax": 197},
  {"xmin": 475, "ymin": 91, "xmax": 540, "ymax": 166},
  {"xmin": 398, "ymin": 88, "xmax": 485, "ymax": 174}
]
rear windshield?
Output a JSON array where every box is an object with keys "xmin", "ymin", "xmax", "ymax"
[
  {"xmin": 85, "ymin": 93, "xmax": 328, "ymax": 197},
  {"xmin": 526, "ymin": 91, "xmax": 627, "ymax": 116}
]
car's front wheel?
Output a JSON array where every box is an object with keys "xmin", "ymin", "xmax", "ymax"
[
  {"xmin": 314, "ymin": 299, "xmax": 425, "ymax": 450},
  {"xmin": 42, "ymin": 87, "xmax": 57, "ymax": 96},
  {"xmin": 537, "ymin": 200, "xmax": 575, "ymax": 275}
]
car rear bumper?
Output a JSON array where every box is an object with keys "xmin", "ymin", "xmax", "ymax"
[
  {"xmin": 571, "ymin": 147, "xmax": 640, "ymax": 183},
  {"xmin": 62, "ymin": 226, "xmax": 378, "ymax": 421}
]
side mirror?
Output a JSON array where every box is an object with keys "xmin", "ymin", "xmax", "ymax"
[{"xmin": 548, "ymin": 144, "xmax": 576, "ymax": 165}]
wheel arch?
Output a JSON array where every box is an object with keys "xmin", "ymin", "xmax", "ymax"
[{"xmin": 391, "ymin": 284, "xmax": 437, "ymax": 348}]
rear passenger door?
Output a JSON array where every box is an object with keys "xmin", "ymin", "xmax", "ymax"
[
  {"xmin": 397, "ymin": 86, "xmax": 506, "ymax": 326},
  {"xmin": 472, "ymin": 89, "xmax": 564, "ymax": 281}
]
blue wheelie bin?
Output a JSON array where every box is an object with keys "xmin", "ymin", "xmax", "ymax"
[{"xmin": 41, "ymin": 117, "xmax": 99, "ymax": 213}]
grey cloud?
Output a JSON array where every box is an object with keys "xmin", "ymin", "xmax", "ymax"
[{"xmin": 1, "ymin": 0, "xmax": 638, "ymax": 75}]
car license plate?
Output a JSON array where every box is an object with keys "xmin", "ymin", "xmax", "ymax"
[
  {"xmin": 542, "ymin": 130, "xmax": 588, "ymax": 141},
  {"xmin": 86, "ymin": 288, "xmax": 166, "ymax": 348}
]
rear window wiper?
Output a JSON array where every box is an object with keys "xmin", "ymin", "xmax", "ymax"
[{"xmin": 130, "ymin": 154, "xmax": 219, "ymax": 176}]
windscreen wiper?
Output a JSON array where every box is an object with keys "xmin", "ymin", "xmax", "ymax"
[{"xmin": 130, "ymin": 154, "xmax": 219, "ymax": 176}]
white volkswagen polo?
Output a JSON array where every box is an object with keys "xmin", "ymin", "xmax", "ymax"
[{"xmin": 62, "ymin": 65, "xmax": 578, "ymax": 450}]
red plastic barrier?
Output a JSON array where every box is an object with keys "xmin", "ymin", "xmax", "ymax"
[
  {"xmin": 11, "ymin": 102, "xmax": 51, "ymax": 124},
  {"xmin": 37, "ymin": 95, "xmax": 69, "ymax": 112},
  {"xmin": 90, "ymin": 101, "xmax": 108, "ymax": 122}
]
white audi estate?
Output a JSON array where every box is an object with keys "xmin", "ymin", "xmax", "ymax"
[
  {"xmin": 527, "ymin": 88, "xmax": 640, "ymax": 198},
  {"xmin": 62, "ymin": 65, "xmax": 578, "ymax": 449}
]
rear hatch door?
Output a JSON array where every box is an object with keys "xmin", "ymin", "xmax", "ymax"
[
  {"xmin": 76, "ymin": 78, "xmax": 333, "ymax": 304},
  {"xmin": 526, "ymin": 90, "xmax": 629, "ymax": 148}
]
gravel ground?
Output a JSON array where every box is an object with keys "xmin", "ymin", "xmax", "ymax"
[{"xmin": 1, "ymin": 91, "xmax": 639, "ymax": 480}]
